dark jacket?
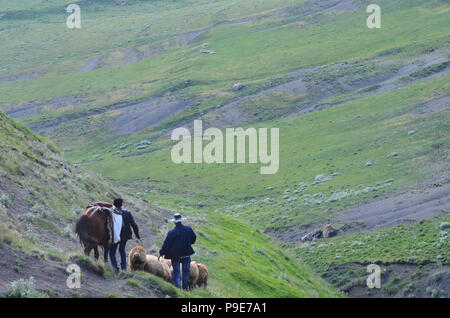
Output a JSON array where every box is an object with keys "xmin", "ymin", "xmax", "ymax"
[
  {"xmin": 120, "ymin": 209, "xmax": 140, "ymax": 241},
  {"xmin": 159, "ymin": 224, "xmax": 196, "ymax": 260}
]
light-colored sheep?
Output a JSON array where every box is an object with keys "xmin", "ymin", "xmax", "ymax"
[
  {"xmin": 143, "ymin": 256, "xmax": 165, "ymax": 280},
  {"xmin": 188, "ymin": 261, "xmax": 199, "ymax": 290},
  {"xmin": 129, "ymin": 246, "xmax": 171, "ymax": 282},
  {"xmin": 161, "ymin": 260, "xmax": 172, "ymax": 282},
  {"xmin": 163, "ymin": 258, "xmax": 172, "ymax": 268}
]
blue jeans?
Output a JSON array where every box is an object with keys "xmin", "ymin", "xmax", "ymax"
[
  {"xmin": 172, "ymin": 256, "xmax": 191, "ymax": 290},
  {"xmin": 109, "ymin": 239, "xmax": 127, "ymax": 271}
]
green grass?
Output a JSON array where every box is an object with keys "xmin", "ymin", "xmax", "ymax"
[
  {"xmin": 6, "ymin": 277, "xmax": 49, "ymax": 298},
  {"xmin": 126, "ymin": 278, "xmax": 141, "ymax": 289},
  {"xmin": 0, "ymin": 223, "xmax": 15, "ymax": 247},
  {"xmin": 287, "ymin": 214, "xmax": 450, "ymax": 292},
  {"xmin": 409, "ymin": 61, "xmax": 450, "ymax": 79},
  {"xmin": 1, "ymin": 0, "xmax": 448, "ymax": 108},
  {"xmin": 0, "ymin": 0, "xmax": 300, "ymax": 78},
  {"xmin": 194, "ymin": 213, "xmax": 340, "ymax": 297},
  {"xmin": 74, "ymin": 73, "xmax": 450, "ymax": 231},
  {"xmin": 1, "ymin": 107, "xmax": 339, "ymax": 297},
  {"xmin": 132, "ymin": 271, "xmax": 190, "ymax": 298},
  {"xmin": 291, "ymin": 214, "xmax": 450, "ymax": 270},
  {"xmin": 15, "ymin": 0, "xmax": 444, "ymax": 235}
]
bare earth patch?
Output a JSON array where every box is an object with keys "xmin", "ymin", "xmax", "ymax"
[
  {"xmin": 80, "ymin": 56, "xmax": 102, "ymax": 72},
  {"xmin": 0, "ymin": 245, "xmax": 156, "ymax": 298},
  {"xmin": 109, "ymin": 96, "xmax": 193, "ymax": 136},
  {"xmin": 0, "ymin": 72, "xmax": 41, "ymax": 84},
  {"xmin": 336, "ymin": 184, "xmax": 450, "ymax": 235}
]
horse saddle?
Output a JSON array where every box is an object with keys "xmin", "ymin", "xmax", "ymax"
[{"xmin": 87, "ymin": 202, "xmax": 122, "ymax": 244}]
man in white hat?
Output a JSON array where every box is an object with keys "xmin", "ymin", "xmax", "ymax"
[{"xmin": 159, "ymin": 213, "xmax": 196, "ymax": 290}]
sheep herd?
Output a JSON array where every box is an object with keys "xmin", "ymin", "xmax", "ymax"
[{"xmin": 128, "ymin": 246, "xmax": 209, "ymax": 290}]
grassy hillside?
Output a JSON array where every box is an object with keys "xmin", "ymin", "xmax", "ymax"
[
  {"xmin": 75, "ymin": 74, "xmax": 450, "ymax": 229},
  {"xmin": 289, "ymin": 214, "xmax": 450, "ymax": 297},
  {"xmin": 0, "ymin": 109, "xmax": 173, "ymax": 297},
  {"xmin": 0, "ymin": 110, "xmax": 338, "ymax": 298},
  {"xmin": 0, "ymin": 0, "xmax": 448, "ymax": 297}
]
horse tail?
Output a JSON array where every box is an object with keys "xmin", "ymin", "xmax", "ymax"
[{"xmin": 75, "ymin": 215, "xmax": 96, "ymax": 246}]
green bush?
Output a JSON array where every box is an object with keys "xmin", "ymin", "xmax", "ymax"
[
  {"xmin": 30, "ymin": 204, "xmax": 54, "ymax": 219},
  {"xmin": 6, "ymin": 277, "xmax": 48, "ymax": 298},
  {"xmin": 0, "ymin": 194, "xmax": 11, "ymax": 208},
  {"xmin": 0, "ymin": 223, "xmax": 15, "ymax": 246},
  {"xmin": 432, "ymin": 272, "xmax": 442, "ymax": 282}
]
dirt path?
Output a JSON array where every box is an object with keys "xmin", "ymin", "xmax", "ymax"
[
  {"xmin": 0, "ymin": 72, "xmax": 41, "ymax": 84},
  {"xmin": 0, "ymin": 245, "xmax": 157, "ymax": 298}
]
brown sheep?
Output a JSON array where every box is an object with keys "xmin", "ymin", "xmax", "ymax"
[
  {"xmin": 196, "ymin": 263, "xmax": 209, "ymax": 288},
  {"xmin": 128, "ymin": 246, "xmax": 147, "ymax": 271}
]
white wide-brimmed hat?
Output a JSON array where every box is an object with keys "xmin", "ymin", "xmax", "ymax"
[{"xmin": 171, "ymin": 213, "xmax": 186, "ymax": 224}]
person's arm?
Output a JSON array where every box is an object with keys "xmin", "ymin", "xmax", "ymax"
[
  {"xmin": 190, "ymin": 227, "xmax": 197, "ymax": 245},
  {"xmin": 128, "ymin": 211, "xmax": 141, "ymax": 239},
  {"xmin": 159, "ymin": 230, "xmax": 174, "ymax": 257}
]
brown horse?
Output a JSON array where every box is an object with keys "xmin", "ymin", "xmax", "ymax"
[{"xmin": 75, "ymin": 206, "xmax": 112, "ymax": 262}]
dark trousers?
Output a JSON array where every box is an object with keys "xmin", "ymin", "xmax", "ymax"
[
  {"xmin": 172, "ymin": 256, "xmax": 191, "ymax": 290},
  {"xmin": 109, "ymin": 239, "xmax": 128, "ymax": 271}
]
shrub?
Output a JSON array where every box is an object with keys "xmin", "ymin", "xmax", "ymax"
[
  {"xmin": 0, "ymin": 194, "xmax": 11, "ymax": 208},
  {"xmin": 0, "ymin": 223, "xmax": 15, "ymax": 246},
  {"xmin": 30, "ymin": 204, "xmax": 53, "ymax": 219},
  {"xmin": 19, "ymin": 212, "xmax": 36, "ymax": 222},
  {"xmin": 126, "ymin": 279, "xmax": 140, "ymax": 288},
  {"xmin": 2, "ymin": 161, "xmax": 21, "ymax": 176},
  {"xmin": 63, "ymin": 225, "xmax": 75, "ymax": 239},
  {"xmin": 409, "ymin": 61, "xmax": 450, "ymax": 79},
  {"xmin": 432, "ymin": 272, "xmax": 441, "ymax": 282},
  {"xmin": 6, "ymin": 277, "xmax": 48, "ymax": 298}
]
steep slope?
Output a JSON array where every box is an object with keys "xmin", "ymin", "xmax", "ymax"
[
  {"xmin": 0, "ymin": 111, "xmax": 338, "ymax": 298},
  {"xmin": 0, "ymin": 110, "xmax": 173, "ymax": 297}
]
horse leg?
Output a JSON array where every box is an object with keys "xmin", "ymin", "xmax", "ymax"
[
  {"xmin": 94, "ymin": 246, "xmax": 100, "ymax": 262},
  {"xmin": 103, "ymin": 243, "xmax": 111, "ymax": 263},
  {"xmin": 84, "ymin": 245, "xmax": 92, "ymax": 257}
]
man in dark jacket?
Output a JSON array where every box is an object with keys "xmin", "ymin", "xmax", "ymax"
[
  {"xmin": 159, "ymin": 213, "xmax": 196, "ymax": 290},
  {"xmin": 109, "ymin": 198, "xmax": 141, "ymax": 272}
]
